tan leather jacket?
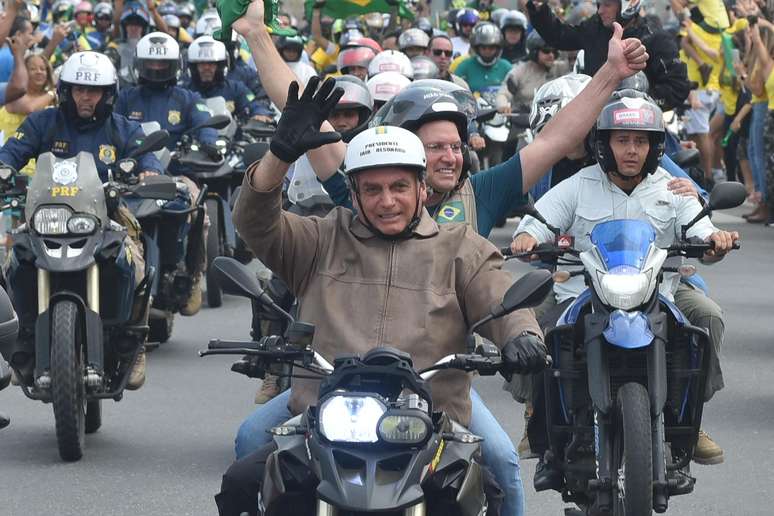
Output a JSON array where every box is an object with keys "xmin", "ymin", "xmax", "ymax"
[{"xmin": 233, "ymin": 176, "xmax": 542, "ymax": 427}]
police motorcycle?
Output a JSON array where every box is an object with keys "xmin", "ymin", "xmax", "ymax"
[
  {"xmin": 203, "ymin": 257, "xmax": 554, "ymax": 516},
  {"xmin": 176, "ymin": 97, "xmax": 239, "ymax": 308},
  {"xmin": 0, "ymin": 132, "xmax": 175, "ymax": 461},
  {"xmin": 476, "ymin": 88, "xmax": 509, "ymax": 170},
  {"xmin": 126, "ymin": 115, "xmax": 230, "ymax": 342},
  {"xmin": 503, "ymin": 182, "xmax": 745, "ymax": 515},
  {"xmin": 0, "ymin": 286, "xmax": 20, "ymax": 431}
]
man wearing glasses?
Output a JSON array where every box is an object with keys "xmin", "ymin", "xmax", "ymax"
[{"xmin": 427, "ymin": 35, "xmax": 470, "ymax": 89}]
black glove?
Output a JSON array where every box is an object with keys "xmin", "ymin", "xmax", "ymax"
[
  {"xmin": 500, "ymin": 332, "xmax": 547, "ymax": 380},
  {"xmin": 269, "ymin": 76, "xmax": 344, "ymax": 164}
]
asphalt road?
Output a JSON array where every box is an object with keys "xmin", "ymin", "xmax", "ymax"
[{"xmin": 1, "ymin": 206, "xmax": 772, "ymax": 516}]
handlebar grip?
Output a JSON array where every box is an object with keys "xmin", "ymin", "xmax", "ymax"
[
  {"xmin": 732, "ymin": 240, "xmax": 741, "ymax": 250},
  {"xmin": 501, "ymin": 246, "xmax": 513, "ymax": 256}
]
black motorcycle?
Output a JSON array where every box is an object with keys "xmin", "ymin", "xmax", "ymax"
[
  {"xmin": 505, "ymin": 182, "xmax": 745, "ymax": 515},
  {"xmin": 202, "ymin": 256, "xmax": 554, "ymax": 516},
  {"xmin": 0, "ymin": 133, "xmax": 175, "ymax": 460}
]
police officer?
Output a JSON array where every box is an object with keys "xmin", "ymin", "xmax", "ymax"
[
  {"xmin": 113, "ymin": 31, "xmax": 215, "ymax": 316},
  {"xmin": 185, "ymin": 35, "xmax": 273, "ymax": 122},
  {"xmin": 0, "ymin": 51, "xmax": 160, "ymax": 390}
]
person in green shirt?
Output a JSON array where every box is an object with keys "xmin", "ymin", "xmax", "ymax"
[{"xmin": 453, "ymin": 21, "xmax": 512, "ymax": 94}]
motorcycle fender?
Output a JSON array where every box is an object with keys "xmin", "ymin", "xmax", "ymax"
[
  {"xmin": 262, "ymin": 414, "xmax": 317, "ymax": 511},
  {"xmin": 585, "ymin": 313, "xmax": 612, "ymax": 415},
  {"xmin": 29, "ymin": 233, "xmax": 101, "ymax": 273},
  {"xmin": 646, "ymin": 312, "xmax": 669, "ymax": 416},
  {"xmin": 34, "ymin": 293, "xmax": 104, "ymax": 377}
]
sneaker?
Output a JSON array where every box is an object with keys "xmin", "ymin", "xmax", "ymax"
[
  {"xmin": 126, "ymin": 348, "xmax": 146, "ymax": 391},
  {"xmin": 254, "ymin": 374, "xmax": 280, "ymax": 404},
  {"xmin": 518, "ymin": 404, "xmax": 539, "ymax": 459},
  {"xmin": 693, "ymin": 429, "xmax": 724, "ymax": 465},
  {"xmin": 181, "ymin": 274, "xmax": 202, "ymax": 316},
  {"xmin": 712, "ymin": 169, "xmax": 726, "ymax": 183}
]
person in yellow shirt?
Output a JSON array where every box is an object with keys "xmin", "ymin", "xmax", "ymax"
[
  {"xmin": 309, "ymin": 7, "xmax": 343, "ymax": 72},
  {"xmin": 750, "ymin": 21, "xmax": 774, "ymax": 224}
]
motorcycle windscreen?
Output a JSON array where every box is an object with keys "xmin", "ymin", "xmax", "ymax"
[
  {"xmin": 203, "ymin": 96, "xmax": 237, "ymax": 139},
  {"xmin": 589, "ymin": 219, "xmax": 656, "ymax": 272},
  {"xmin": 24, "ymin": 152, "xmax": 108, "ymax": 226}
]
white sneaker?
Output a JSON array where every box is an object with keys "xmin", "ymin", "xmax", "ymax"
[{"xmin": 712, "ymin": 169, "xmax": 726, "ymax": 183}]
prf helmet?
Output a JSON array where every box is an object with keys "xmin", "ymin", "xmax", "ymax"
[
  {"xmin": 195, "ymin": 9, "xmax": 222, "ymax": 37},
  {"xmin": 58, "ymin": 51, "xmax": 118, "ymax": 123},
  {"xmin": 188, "ymin": 36, "xmax": 228, "ymax": 86},
  {"xmin": 470, "ymin": 22, "xmax": 503, "ymax": 66},
  {"xmin": 530, "ymin": 73, "xmax": 592, "ymax": 134},
  {"xmin": 594, "ymin": 91, "xmax": 665, "ymax": 177},
  {"xmin": 135, "ymin": 32, "xmax": 180, "ymax": 86}
]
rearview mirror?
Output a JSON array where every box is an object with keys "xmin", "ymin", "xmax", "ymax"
[
  {"xmin": 131, "ymin": 175, "xmax": 177, "ymax": 200},
  {"xmin": 493, "ymin": 270, "xmax": 554, "ymax": 318},
  {"xmin": 211, "ymin": 256, "xmax": 266, "ymax": 300},
  {"xmin": 129, "ymin": 130, "xmax": 170, "ymax": 159},
  {"xmin": 708, "ymin": 181, "xmax": 746, "ymax": 211},
  {"xmin": 196, "ymin": 114, "xmax": 232, "ymax": 132}
]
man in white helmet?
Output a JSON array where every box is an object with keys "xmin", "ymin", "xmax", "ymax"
[
  {"xmin": 0, "ymin": 51, "xmax": 161, "ymax": 390},
  {"xmin": 113, "ymin": 32, "xmax": 216, "ymax": 317},
  {"xmin": 185, "ymin": 35, "xmax": 272, "ymax": 121}
]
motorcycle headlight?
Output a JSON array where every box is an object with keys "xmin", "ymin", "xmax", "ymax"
[
  {"xmin": 67, "ymin": 214, "xmax": 98, "ymax": 235},
  {"xmin": 318, "ymin": 395, "xmax": 387, "ymax": 443},
  {"xmin": 377, "ymin": 411, "xmax": 431, "ymax": 445},
  {"xmin": 597, "ymin": 266, "xmax": 652, "ymax": 310},
  {"xmin": 33, "ymin": 207, "xmax": 71, "ymax": 235}
]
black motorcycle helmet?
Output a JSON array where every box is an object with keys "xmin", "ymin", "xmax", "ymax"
[
  {"xmin": 371, "ymin": 81, "xmax": 475, "ymax": 188},
  {"xmin": 594, "ymin": 90, "xmax": 665, "ymax": 178},
  {"xmin": 526, "ymin": 31, "xmax": 555, "ymax": 61}
]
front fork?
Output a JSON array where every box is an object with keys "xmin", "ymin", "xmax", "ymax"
[{"xmin": 34, "ymin": 264, "xmax": 102, "ymax": 391}]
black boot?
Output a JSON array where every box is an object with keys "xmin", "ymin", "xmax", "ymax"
[{"xmin": 534, "ymin": 458, "xmax": 563, "ymax": 492}]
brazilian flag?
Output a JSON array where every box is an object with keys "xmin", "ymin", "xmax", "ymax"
[{"xmin": 304, "ymin": 0, "xmax": 415, "ymax": 24}]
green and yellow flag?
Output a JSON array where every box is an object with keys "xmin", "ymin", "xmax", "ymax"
[{"xmin": 304, "ymin": 0, "xmax": 415, "ymax": 24}]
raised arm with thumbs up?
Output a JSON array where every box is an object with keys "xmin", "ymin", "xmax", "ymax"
[{"xmin": 519, "ymin": 22, "xmax": 649, "ymax": 192}]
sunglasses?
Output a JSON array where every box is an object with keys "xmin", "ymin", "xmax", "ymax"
[{"xmin": 432, "ymin": 49, "xmax": 453, "ymax": 57}]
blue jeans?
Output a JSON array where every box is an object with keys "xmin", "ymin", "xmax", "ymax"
[
  {"xmin": 748, "ymin": 101, "xmax": 767, "ymax": 200},
  {"xmin": 235, "ymin": 388, "xmax": 525, "ymax": 516}
]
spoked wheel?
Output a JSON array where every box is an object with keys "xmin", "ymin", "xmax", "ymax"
[
  {"xmin": 85, "ymin": 400, "xmax": 102, "ymax": 434},
  {"xmin": 205, "ymin": 198, "xmax": 223, "ymax": 308},
  {"xmin": 612, "ymin": 382, "xmax": 653, "ymax": 516},
  {"xmin": 50, "ymin": 300, "xmax": 86, "ymax": 461}
]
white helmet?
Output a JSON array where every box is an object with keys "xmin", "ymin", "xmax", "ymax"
[
  {"xmin": 344, "ymin": 126, "xmax": 426, "ymax": 178},
  {"xmin": 529, "ymin": 73, "xmax": 591, "ymax": 134},
  {"xmin": 188, "ymin": 35, "xmax": 228, "ymax": 63},
  {"xmin": 367, "ymin": 71, "xmax": 411, "ymax": 104},
  {"xmin": 135, "ymin": 32, "xmax": 180, "ymax": 84},
  {"xmin": 59, "ymin": 51, "xmax": 118, "ymax": 87},
  {"xmin": 367, "ymin": 50, "xmax": 413, "ymax": 79},
  {"xmin": 58, "ymin": 51, "xmax": 119, "ymax": 121},
  {"xmin": 195, "ymin": 9, "xmax": 222, "ymax": 37}
]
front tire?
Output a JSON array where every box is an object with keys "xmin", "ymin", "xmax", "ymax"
[
  {"xmin": 612, "ymin": 382, "xmax": 653, "ymax": 516},
  {"xmin": 50, "ymin": 300, "xmax": 85, "ymax": 461},
  {"xmin": 205, "ymin": 198, "xmax": 223, "ymax": 308}
]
